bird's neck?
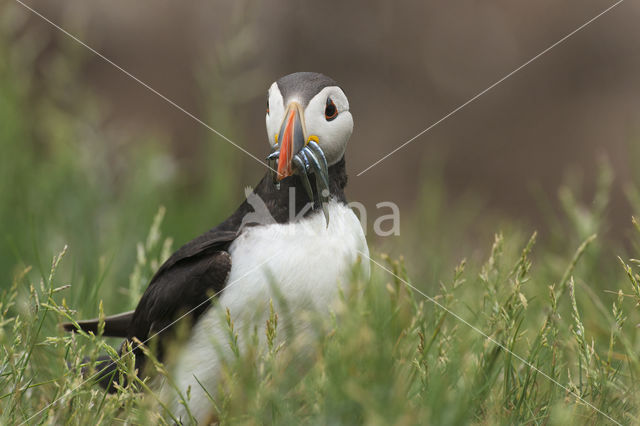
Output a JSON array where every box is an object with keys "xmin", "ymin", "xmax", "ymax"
[
  {"xmin": 212, "ymin": 157, "xmax": 348, "ymax": 234},
  {"xmin": 253, "ymin": 156, "xmax": 348, "ymax": 224}
]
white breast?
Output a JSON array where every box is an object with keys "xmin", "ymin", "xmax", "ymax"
[{"xmin": 162, "ymin": 201, "xmax": 369, "ymax": 422}]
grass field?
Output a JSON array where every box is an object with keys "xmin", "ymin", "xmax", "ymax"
[{"xmin": 2, "ymin": 14, "xmax": 640, "ymax": 425}]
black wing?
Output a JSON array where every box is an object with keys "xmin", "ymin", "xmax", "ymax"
[
  {"xmin": 127, "ymin": 244, "xmax": 233, "ymax": 343},
  {"xmin": 67, "ymin": 232, "xmax": 236, "ymax": 393},
  {"xmin": 61, "ymin": 230, "xmax": 237, "ymax": 341}
]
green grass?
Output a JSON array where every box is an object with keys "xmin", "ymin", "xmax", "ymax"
[
  {"xmin": 3, "ymin": 204, "xmax": 640, "ymax": 425},
  {"xmin": 2, "ymin": 8, "xmax": 640, "ymax": 424}
]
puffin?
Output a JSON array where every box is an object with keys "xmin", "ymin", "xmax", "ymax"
[{"xmin": 62, "ymin": 72, "xmax": 369, "ymax": 422}]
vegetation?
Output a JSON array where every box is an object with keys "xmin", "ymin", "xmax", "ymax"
[
  {"xmin": 2, "ymin": 7, "xmax": 640, "ymax": 425},
  {"xmin": 4, "ymin": 191, "xmax": 640, "ymax": 424}
]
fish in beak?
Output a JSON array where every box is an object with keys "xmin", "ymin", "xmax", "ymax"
[{"xmin": 267, "ymin": 102, "xmax": 331, "ymax": 225}]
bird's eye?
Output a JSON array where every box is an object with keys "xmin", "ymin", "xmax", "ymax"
[
  {"xmin": 266, "ymin": 98, "xmax": 270, "ymax": 115},
  {"xmin": 325, "ymin": 97, "xmax": 338, "ymax": 121}
]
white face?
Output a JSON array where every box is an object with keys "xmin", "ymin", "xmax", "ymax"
[{"xmin": 265, "ymin": 82, "xmax": 353, "ymax": 166}]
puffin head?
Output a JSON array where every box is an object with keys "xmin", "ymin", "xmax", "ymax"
[{"xmin": 265, "ymin": 72, "xmax": 352, "ymax": 220}]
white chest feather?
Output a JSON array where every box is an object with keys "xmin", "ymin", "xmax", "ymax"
[
  {"xmin": 223, "ymin": 200, "xmax": 369, "ymax": 316},
  {"xmin": 163, "ymin": 201, "xmax": 369, "ymax": 422}
]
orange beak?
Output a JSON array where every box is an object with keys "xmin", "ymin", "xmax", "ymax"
[{"xmin": 276, "ymin": 103, "xmax": 306, "ymax": 180}]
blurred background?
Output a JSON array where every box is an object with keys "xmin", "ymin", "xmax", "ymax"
[{"xmin": 1, "ymin": 0, "xmax": 640, "ymax": 309}]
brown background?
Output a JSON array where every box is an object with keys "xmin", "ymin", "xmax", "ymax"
[{"xmin": 9, "ymin": 0, "xmax": 640, "ymax": 240}]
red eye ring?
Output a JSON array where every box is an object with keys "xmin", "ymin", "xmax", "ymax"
[{"xmin": 325, "ymin": 97, "xmax": 338, "ymax": 121}]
